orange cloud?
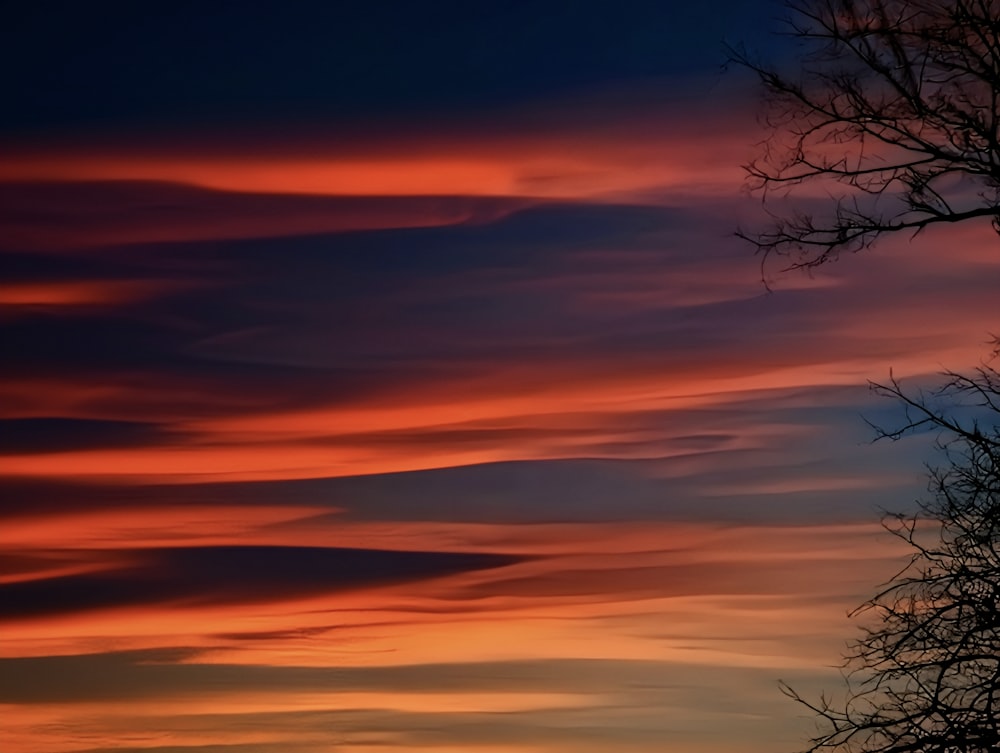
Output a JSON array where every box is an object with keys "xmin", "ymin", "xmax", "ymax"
[
  {"xmin": 0, "ymin": 279, "xmax": 191, "ymax": 307},
  {"xmin": 0, "ymin": 504, "xmax": 332, "ymax": 551},
  {"xmin": 0, "ymin": 341, "xmax": 985, "ymax": 484},
  {"xmin": 0, "ymin": 493, "xmax": 912, "ymax": 753},
  {"xmin": 1, "ymin": 514, "xmax": 903, "ymax": 659},
  {"xmin": 0, "ymin": 99, "xmax": 750, "ymax": 210}
]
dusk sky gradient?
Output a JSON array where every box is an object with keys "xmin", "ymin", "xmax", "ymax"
[{"xmin": 3, "ymin": 3, "xmax": 1000, "ymax": 752}]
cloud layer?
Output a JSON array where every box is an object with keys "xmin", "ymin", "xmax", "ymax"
[{"xmin": 3, "ymin": 67, "xmax": 1000, "ymax": 753}]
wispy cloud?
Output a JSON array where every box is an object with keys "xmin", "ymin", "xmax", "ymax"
[{"xmin": 3, "ymin": 71, "xmax": 998, "ymax": 753}]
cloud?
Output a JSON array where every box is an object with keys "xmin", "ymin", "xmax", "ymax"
[
  {"xmin": 0, "ymin": 418, "xmax": 175, "ymax": 453},
  {"xmin": 0, "ymin": 650, "xmax": 825, "ymax": 703},
  {"xmin": 0, "ymin": 181, "xmax": 533, "ymax": 252},
  {"xmin": 0, "ymin": 651, "xmax": 842, "ymax": 753},
  {"xmin": 0, "ymin": 375, "xmax": 934, "ymax": 512},
  {"xmin": 7, "ymin": 7, "xmax": 995, "ymax": 753},
  {"xmin": 0, "ymin": 546, "xmax": 521, "ymax": 620},
  {"xmin": 0, "ymin": 81, "xmax": 756, "ymax": 206}
]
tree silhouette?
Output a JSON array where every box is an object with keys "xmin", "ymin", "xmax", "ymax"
[
  {"xmin": 732, "ymin": 0, "xmax": 1000, "ymax": 271},
  {"xmin": 782, "ymin": 352, "xmax": 1000, "ymax": 753},
  {"xmin": 732, "ymin": 3, "xmax": 1000, "ymax": 748}
]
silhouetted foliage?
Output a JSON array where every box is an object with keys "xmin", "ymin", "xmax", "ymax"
[
  {"xmin": 732, "ymin": 0, "xmax": 1000, "ymax": 271},
  {"xmin": 783, "ymin": 345, "xmax": 1000, "ymax": 753}
]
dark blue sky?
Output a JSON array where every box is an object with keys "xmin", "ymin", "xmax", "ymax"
[{"xmin": 3, "ymin": 0, "xmax": 782, "ymax": 133}]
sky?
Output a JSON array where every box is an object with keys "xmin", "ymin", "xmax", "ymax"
[{"xmin": 3, "ymin": 3, "xmax": 1000, "ymax": 752}]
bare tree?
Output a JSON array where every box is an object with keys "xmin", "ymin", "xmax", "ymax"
[
  {"xmin": 732, "ymin": 4, "xmax": 1000, "ymax": 747},
  {"xmin": 783, "ymin": 348, "xmax": 1000, "ymax": 753},
  {"xmin": 732, "ymin": 0, "xmax": 1000, "ymax": 271}
]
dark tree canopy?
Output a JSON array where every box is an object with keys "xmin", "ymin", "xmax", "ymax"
[
  {"xmin": 784, "ymin": 352, "xmax": 1000, "ymax": 753},
  {"xmin": 734, "ymin": 0, "xmax": 1000, "ymax": 270}
]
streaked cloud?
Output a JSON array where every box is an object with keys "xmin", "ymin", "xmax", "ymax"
[{"xmin": 3, "ymin": 47, "xmax": 997, "ymax": 753}]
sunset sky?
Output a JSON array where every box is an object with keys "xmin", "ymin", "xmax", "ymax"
[{"xmin": 3, "ymin": 3, "xmax": 1000, "ymax": 752}]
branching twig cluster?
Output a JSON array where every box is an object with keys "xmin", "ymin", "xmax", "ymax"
[
  {"xmin": 784, "ymin": 341, "xmax": 1000, "ymax": 753},
  {"xmin": 732, "ymin": 0, "xmax": 1000, "ymax": 272}
]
